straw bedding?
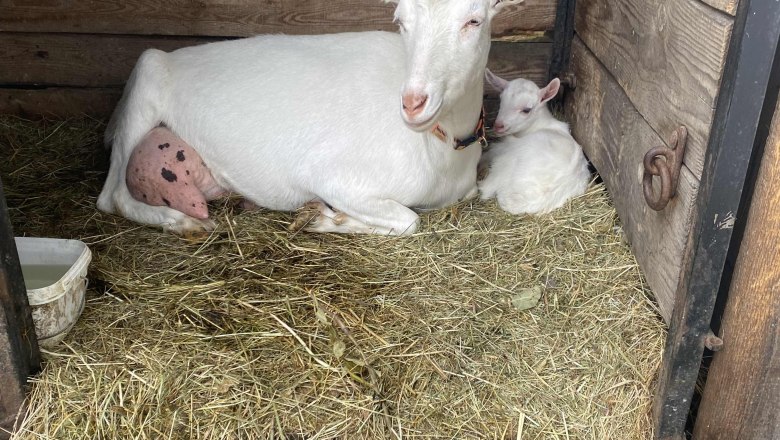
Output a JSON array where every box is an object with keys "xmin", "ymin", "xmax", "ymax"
[{"xmin": 0, "ymin": 116, "xmax": 666, "ymax": 439}]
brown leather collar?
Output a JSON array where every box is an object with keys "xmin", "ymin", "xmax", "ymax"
[{"xmin": 431, "ymin": 107, "xmax": 488, "ymax": 150}]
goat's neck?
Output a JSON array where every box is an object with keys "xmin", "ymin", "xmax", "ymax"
[
  {"xmin": 435, "ymin": 80, "xmax": 485, "ymax": 141},
  {"xmin": 511, "ymin": 106, "xmax": 570, "ymax": 138}
]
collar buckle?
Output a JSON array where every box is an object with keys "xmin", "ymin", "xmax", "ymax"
[{"xmin": 432, "ymin": 107, "xmax": 488, "ymax": 150}]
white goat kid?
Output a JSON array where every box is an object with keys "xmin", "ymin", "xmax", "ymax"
[
  {"xmin": 478, "ymin": 70, "xmax": 591, "ymax": 215},
  {"xmin": 98, "ymin": 0, "xmax": 522, "ymax": 235}
]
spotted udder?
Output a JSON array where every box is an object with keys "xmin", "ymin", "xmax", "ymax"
[{"xmin": 126, "ymin": 127, "xmax": 226, "ymax": 219}]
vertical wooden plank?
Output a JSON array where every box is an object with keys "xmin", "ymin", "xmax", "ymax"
[
  {"xmin": 566, "ymin": 37, "xmax": 699, "ymax": 322},
  {"xmin": 692, "ymin": 98, "xmax": 780, "ymax": 440},
  {"xmin": 0, "ymin": 178, "xmax": 41, "ymax": 438},
  {"xmin": 574, "ymin": 0, "xmax": 734, "ymax": 180},
  {"xmin": 652, "ymin": 0, "xmax": 780, "ymax": 437}
]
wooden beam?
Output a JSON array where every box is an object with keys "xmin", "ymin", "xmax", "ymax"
[
  {"xmin": 0, "ymin": 33, "xmax": 221, "ymax": 87},
  {"xmin": 0, "ymin": 88, "xmax": 122, "ymax": 119},
  {"xmin": 0, "ymin": 178, "xmax": 41, "ymax": 439},
  {"xmin": 0, "ymin": 33, "xmax": 550, "ymax": 90},
  {"xmin": 0, "ymin": 0, "xmax": 556, "ymax": 37},
  {"xmin": 565, "ymin": 37, "xmax": 698, "ymax": 322},
  {"xmin": 0, "ymin": 37, "xmax": 550, "ymax": 118},
  {"xmin": 692, "ymin": 89, "xmax": 780, "ymax": 440},
  {"xmin": 574, "ymin": 0, "xmax": 734, "ymax": 180}
]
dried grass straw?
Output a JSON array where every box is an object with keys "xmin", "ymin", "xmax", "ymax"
[{"xmin": 1, "ymin": 116, "xmax": 666, "ymax": 439}]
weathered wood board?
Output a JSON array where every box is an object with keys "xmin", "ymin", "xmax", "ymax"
[
  {"xmin": 693, "ymin": 96, "xmax": 780, "ymax": 440},
  {"xmin": 0, "ymin": 33, "xmax": 550, "ymax": 118},
  {"xmin": 699, "ymin": 0, "xmax": 738, "ymax": 15},
  {"xmin": 566, "ymin": 37, "xmax": 699, "ymax": 321},
  {"xmin": 0, "ymin": 34, "xmax": 217, "ymax": 88},
  {"xmin": 0, "ymin": 88, "xmax": 122, "ymax": 119},
  {"xmin": 575, "ymin": 0, "xmax": 734, "ymax": 180},
  {"xmin": 0, "ymin": 0, "xmax": 555, "ymax": 118},
  {"xmin": 486, "ymin": 41, "xmax": 552, "ymax": 90},
  {"xmin": 0, "ymin": 33, "xmax": 550, "ymax": 89},
  {"xmin": 0, "ymin": 0, "xmax": 557, "ymax": 37}
]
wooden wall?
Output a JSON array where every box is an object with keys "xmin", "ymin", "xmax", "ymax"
[
  {"xmin": 0, "ymin": 0, "xmax": 557, "ymax": 118},
  {"xmin": 566, "ymin": 0, "xmax": 737, "ymax": 322}
]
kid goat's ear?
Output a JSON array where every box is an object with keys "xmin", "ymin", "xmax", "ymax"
[
  {"xmin": 539, "ymin": 78, "xmax": 561, "ymax": 104},
  {"xmin": 485, "ymin": 69, "xmax": 509, "ymax": 92}
]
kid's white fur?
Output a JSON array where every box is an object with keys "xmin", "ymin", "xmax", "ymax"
[{"xmin": 478, "ymin": 70, "xmax": 591, "ymax": 215}]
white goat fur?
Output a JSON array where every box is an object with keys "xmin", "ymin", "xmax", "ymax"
[
  {"xmin": 98, "ymin": 0, "xmax": 522, "ymax": 235},
  {"xmin": 478, "ymin": 71, "xmax": 591, "ymax": 215}
]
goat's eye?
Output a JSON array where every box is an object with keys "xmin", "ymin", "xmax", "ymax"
[
  {"xmin": 521, "ymin": 107, "xmax": 532, "ymax": 114},
  {"xmin": 465, "ymin": 19, "xmax": 482, "ymax": 27}
]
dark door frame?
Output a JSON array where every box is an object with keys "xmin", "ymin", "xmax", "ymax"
[{"xmin": 0, "ymin": 177, "xmax": 41, "ymax": 439}]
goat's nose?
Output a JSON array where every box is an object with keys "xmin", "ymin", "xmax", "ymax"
[{"xmin": 402, "ymin": 93, "xmax": 428, "ymax": 118}]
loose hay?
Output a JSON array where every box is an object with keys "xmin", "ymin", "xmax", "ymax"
[{"xmin": 0, "ymin": 116, "xmax": 667, "ymax": 439}]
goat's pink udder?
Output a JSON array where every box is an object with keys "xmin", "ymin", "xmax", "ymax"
[
  {"xmin": 197, "ymin": 172, "xmax": 228, "ymax": 201},
  {"xmin": 126, "ymin": 127, "xmax": 223, "ymax": 220}
]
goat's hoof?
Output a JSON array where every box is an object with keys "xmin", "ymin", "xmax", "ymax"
[
  {"xmin": 289, "ymin": 203, "xmax": 323, "ymax": 232},
  {"xmin": 332, "ymin": 213, "xmax": 348, "ymax": 225},
  {"xmin": 164, "ymin": 216, "xmax": 216, "ymax": 239},
  {"xmin": 182, "ymin": 229, "xmax": 210, "ymax": 242}
]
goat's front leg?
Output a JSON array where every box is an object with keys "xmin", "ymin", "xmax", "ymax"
[{"xmin": 292, "ymin": 199, "xmax": 419, "ymax": 235}]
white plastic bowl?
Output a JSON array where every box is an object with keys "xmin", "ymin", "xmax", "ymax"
[{"xmin": 15, "ymin": 237, "xmax": 91, "ymax": 348}]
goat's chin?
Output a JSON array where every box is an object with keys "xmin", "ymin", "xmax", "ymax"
[
  {"xmin": 403, "ymin": 116, "xmax": 437, "ymax": 132},
  {"xmin": 401, "ymin": 103, "xmax": 442, "ymax": 132}
]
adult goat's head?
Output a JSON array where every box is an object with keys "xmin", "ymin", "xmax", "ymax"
[{"xmin": 386, "ymin": 0, "xmax": 524, "ymax": 131}]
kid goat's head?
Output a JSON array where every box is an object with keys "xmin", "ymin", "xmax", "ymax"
[
  {"xmin": 387, "ymin": 0, "xmax": 524, "ymax": 131},
  {"xmin": 485, "ymin": 69, "xmax": 561, "ymax": 136}
]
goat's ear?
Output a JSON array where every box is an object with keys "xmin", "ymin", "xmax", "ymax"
[
  {"xmin": 490, "ymin": 0, "xmax": 525, "ymax": 16},
  {"xmin": 539, "ymin": 78, "xmax": 561, "ymax": 104},
  {"xmin": 485, "ymin": 69, "xmax": 509, "ymax": 92}
]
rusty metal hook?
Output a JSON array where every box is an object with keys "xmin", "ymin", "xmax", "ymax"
[{"xmin": 643, "ymin": 127, "xmax": 687, "ymax": 211}]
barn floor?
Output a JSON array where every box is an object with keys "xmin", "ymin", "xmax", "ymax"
[{"xmin": 1, "ymin": 117, "xmax": 666, "ymax": 440}]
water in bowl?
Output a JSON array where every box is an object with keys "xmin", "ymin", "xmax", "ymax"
[{"xmin": 21, "ymin": 264, "xmax": 72, "ymax": 290}]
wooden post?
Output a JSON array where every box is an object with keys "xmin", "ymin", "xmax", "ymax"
[
  {"xmin": 692, "ymin": 99, "xmax": 780, "ymax": 439},
  {"xmin": 0, "ymin": 178, "xmax": 41, "ymax": 439}
]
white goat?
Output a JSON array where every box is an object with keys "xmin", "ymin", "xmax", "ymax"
[
  {"xmin": 478, "ymin": 70, "xmax": 591, "ymax": 215},
  {"xmin": 97, "ymin": 0, "xmax": 523, "ymax": 235}
]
